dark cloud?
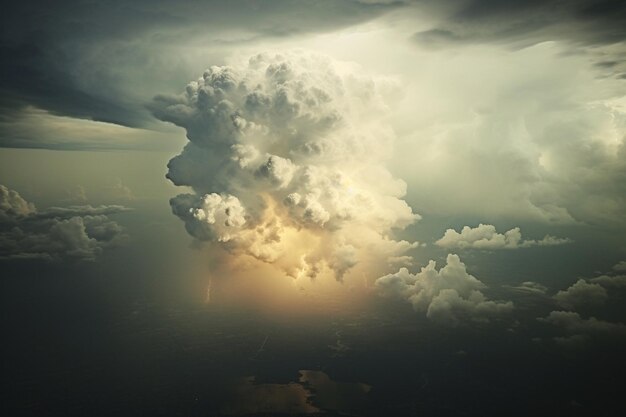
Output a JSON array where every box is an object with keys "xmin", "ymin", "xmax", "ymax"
[
  {"xmin": 152, "ymin": 51, "xmax": 418, "ymax": 281},
  {"xmin": 0, "ymin": 42, "xmax": 146, "ymax": 127},
  {"xmin": 412, "ymin": 0, "xmax": 626, "ymax": 51},
  {"xmin": 0, "ymin": 0, "xmax": 402, "ymax": 131},
  {"xmin": 0, "ymin": 184, "xmax": 130, "ymax": 262}
]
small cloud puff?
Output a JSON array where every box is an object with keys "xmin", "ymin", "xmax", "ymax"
[
  {"xmin": 613, "ymin": 261, "xmax": 626, "ymax": 272},
  {"xmin": 435, "ymin": 223, "xmax": 571, "ymax": 250},
  {"xmin": 0, "ymin": 184, "xmax": 129, "ymax": 262},
  {"xmin": 152, "ymin": 51, "xmax": 419, "ymax": 280},
  {"xmin": 375, "ymin": 254, "xmax": 513, "ymax": 326}
]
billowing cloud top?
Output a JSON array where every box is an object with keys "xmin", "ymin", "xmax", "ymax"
[{"xmin": 152, "ymin": 51, "xmax": 419, "ymax": 280}]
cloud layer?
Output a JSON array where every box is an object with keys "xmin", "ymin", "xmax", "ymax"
[
  {"xmin": 413, "ymin": 0, "xmax": 626, "ymax": 54},
  {"xmin": 0, "ymin": 184, "xmax": 129, "ymax": 262},
  {"xmin": 152, "ymin": 51, "xmax": 419, "ymax": 280}
]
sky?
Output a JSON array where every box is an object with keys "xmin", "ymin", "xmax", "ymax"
[{"xmin": 2, "ymin": 1, "xmax": 626, "ymax": 416}]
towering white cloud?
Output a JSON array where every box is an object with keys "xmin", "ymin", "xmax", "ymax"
[
  {"xmin": 435, "ymin": 224, "xmax": 571, "ymax": 250},
  {"xmin": 375, "ymin": 254, "xmax": 513, "ymax": 325},
  {"xmin": 0, "ymin": 184, "xmax": 129, "ymax": 262},
  {"xmin": 152, "ymin": 51, "xmax": 419, "ymax": 280}
]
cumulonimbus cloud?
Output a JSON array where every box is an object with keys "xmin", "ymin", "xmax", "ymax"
[
  {"xmin": 435, "ymin": 223, "xmax": 571, "ymax": 250},
  {"xmin": 151, "ymin": 51, "xmax": 419, "ymax": 280},
  {"xmin": 0, "ymin": 184, "xmax": 130, "ymax": 262}
]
